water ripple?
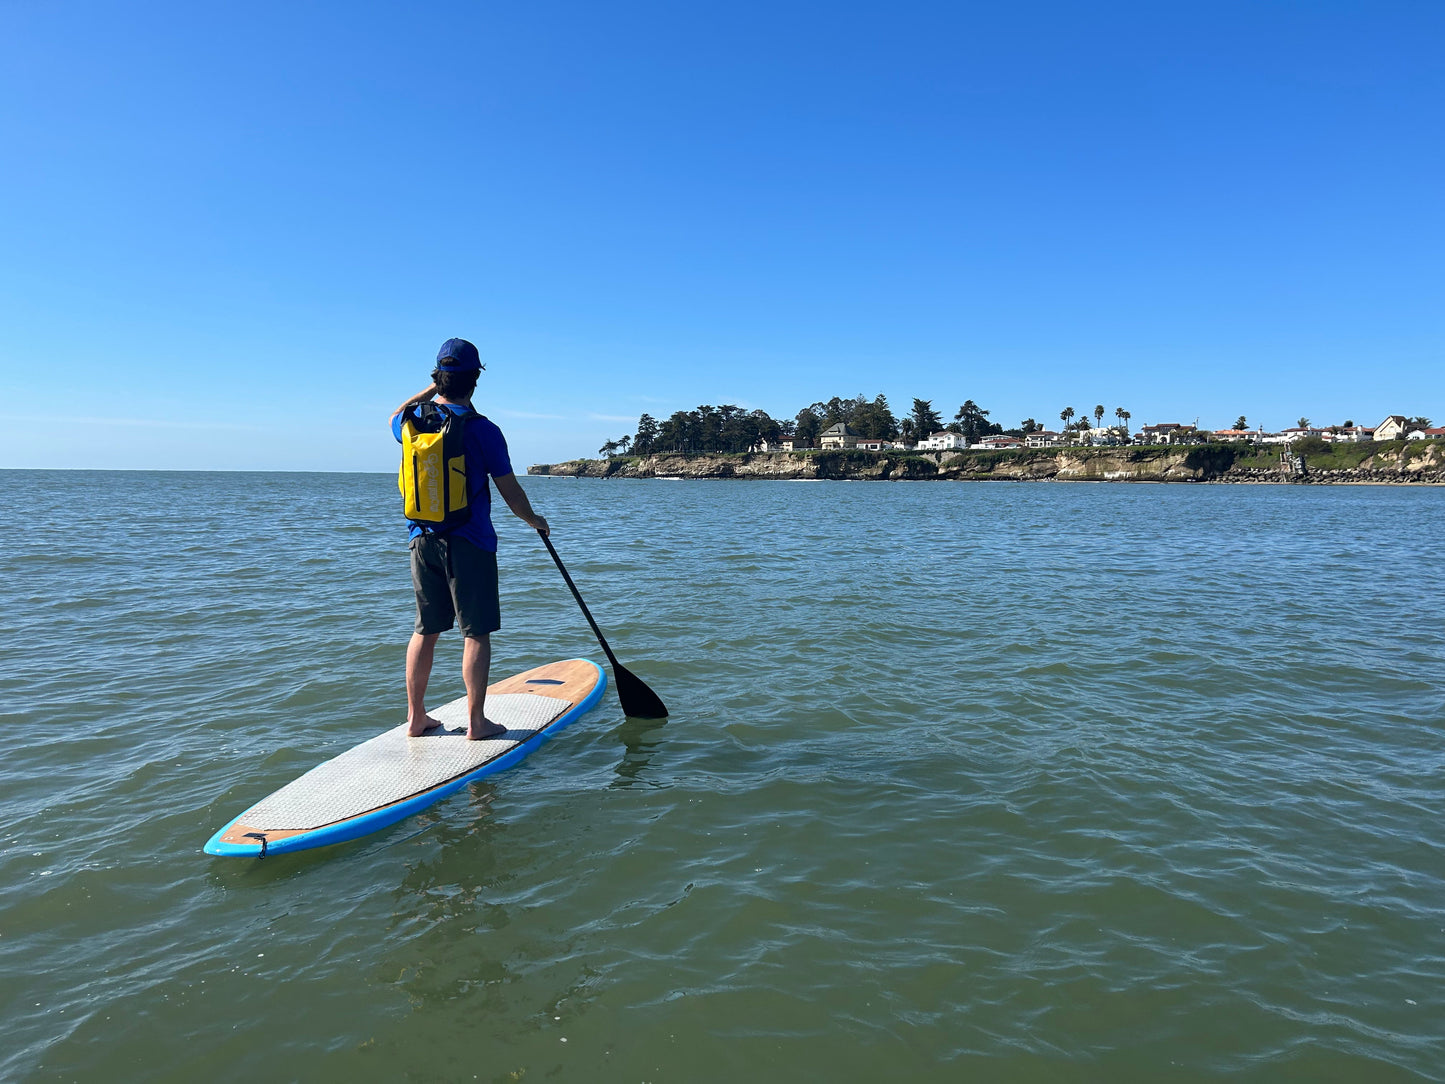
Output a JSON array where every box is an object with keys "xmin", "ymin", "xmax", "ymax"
[{"xmin": 1, "ymin": 471, "xmax": 1442, "ymax": 1081}]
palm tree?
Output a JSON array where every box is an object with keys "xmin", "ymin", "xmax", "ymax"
[
  {"xmin": 1093, "ymin": 404, "xmax": 1105, "ymax": 431},
  {"xmin": 1297, "ymin": 417, "xmax": 1311, "ymax": 429},
  {"xmin": 1119, "ymin": 409, "xmax": 1131, "ymax": 438},
  {"xmin": 598, "ymin": 440, "xmax": 619, "ymax": 458},
  {"xmin": 1060, "ymin": 406, "xmax": 1075, "ymax": 437}
]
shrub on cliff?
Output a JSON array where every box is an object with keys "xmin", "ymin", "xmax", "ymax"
[
  {"xmin": 1183, "ymin": 446, "xmax": 1237, "ymax": 475},
  {"xmin": 813, "ymin": 450, "xmax": 880, "ymax": 474},
  {"xmin": 895, "ymin": 456, "xmax": 939, "ymax": 477}
]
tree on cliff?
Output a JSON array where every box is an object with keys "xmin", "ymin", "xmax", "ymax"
[
  {"xmin": 1297, "ymin": 417, "xmax": 1311, "ymax": 429},
  {"xmin": 852, "ymin": 394, "xmax": 898, "ymax": 439},
  {"xmin": 1093, "ymin": 404, "xmax": 1105, "ymax": 429},
  {"xmin": 910, "ymin": 398, "xmax": 943, "ymax": 436},
  {"xmin": 810, "ymin": 396, "xmax": 865, "ymax": 427},
  {"xmin": 597, "ymin": 435, "xmax": 632, "ymax": 458},
  {"xmin": 954, "ymin": 400, "xmax": 999, "ymax": 445},
  {"xmin": 1060, "ymin": 406, "xmax": 1076, "ymax": 435},
  {"xmin": 722, "ymin": 408, "xmax": 779, "ymax": 451},
  {"xmin": 694, "ymin": 405, "xmax": 722, "ymax": 450},
  {"xmin": 647, "ymin": 405, "xmax": 782, "ymax": 453},
  {"xmin": 715, "ymin": 405, "xmax": 742, "ymax": 451},
  {"xmin": 1019, "ymin": 418, "xmax": 1042, "ymax": 434},
  {"xmin": 751, "ymin": 409, "xmax": 783, "ymax": 447},
  {"xmin": 632, "ymin": 413, "xmax": 659, "ymax": 454},
  {"xmin": 657, "ymin": 410, "xmax": 694, "ymax": 452},
  {"xmin": 795, "ymin": 407, "xmax": 822, "ymax": 447},
  {"xmin": 1233, "ymin": 415, "xmax": 1248, "ymax": 431}
]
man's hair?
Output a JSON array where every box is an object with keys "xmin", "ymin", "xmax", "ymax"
[{"xmin": 432, "ymin": 365, "xmax": 479, "ymax": 401}]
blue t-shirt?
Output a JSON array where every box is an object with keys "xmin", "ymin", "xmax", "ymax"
[{"xmin": 392, "ymin": 403, "xmax": 514, "ymax": 552}]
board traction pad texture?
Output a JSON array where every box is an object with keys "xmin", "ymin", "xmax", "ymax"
[{"xmin": 239, "ymin": 692, "xmax": 571, "ymax": 830}]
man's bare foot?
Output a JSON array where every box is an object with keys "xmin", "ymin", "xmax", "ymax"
[
  {"xmin": 467, "ymin": 719, "xmax": 507, "ymax": 740},
  {"xmin": 407, "ymin": 714, "xmax": 444, "ymax": 737}
]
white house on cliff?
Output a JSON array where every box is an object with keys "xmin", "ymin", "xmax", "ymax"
[
  {"xmin": 819, "ymin": 422, "xmax": 859, "ymax": 449},
  {"xmin": 915, "ymin": 431, "xmax": 968, "ymax": 451},
  {"xmin": 1374, "ymin": 416, "xmax": 1409, "ymax": 441}
]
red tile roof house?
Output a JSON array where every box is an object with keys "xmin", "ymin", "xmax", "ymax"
[
  {"xmin": 1324, "ymin": 426, "xmax": 1376, "ymax": 443},
  {"xmin": 1137, "ymin": 423, "xmax": 1193, "ymax": 443},
  {"xmin": 1213, "ymin": 429, "xmax": 1261, "ymax": 442},
  {"xmin": 1407, "ymin": 427, "xmax": 1445, "ymax": 441},
  {"xmin": 972, "ymin": 436, "xmax": 1024, "ymax": 449},
  {"xmin": 1262, "ymin": 426, "xmax": 1325, "ymax": 445}
]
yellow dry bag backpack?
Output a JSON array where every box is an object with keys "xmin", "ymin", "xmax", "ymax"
[{"xmin": 398, "ymin": 402, "xmax": 473, "ymax": 531}]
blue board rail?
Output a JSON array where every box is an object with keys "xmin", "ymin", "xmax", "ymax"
[{"xmin": 204, "ymin": 661, "xmax": 606, "ymax": 858}]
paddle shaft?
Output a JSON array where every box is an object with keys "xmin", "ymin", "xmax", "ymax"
[
  {"xmin": 537, "ymin": 530, "xmax": 622, "ymax": 670},
  {"xmin": 537, "ymin": 530, "xmax": 668, "ymax": 719}
]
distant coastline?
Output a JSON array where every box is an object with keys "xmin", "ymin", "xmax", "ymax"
[{"xmin": 530, "ymin": 441, "xmax": 1445, "ymax": 485}]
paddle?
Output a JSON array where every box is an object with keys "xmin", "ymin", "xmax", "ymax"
[{"xmin": 537, "ymin": 530, "xmax": 669, "ymax": 719}]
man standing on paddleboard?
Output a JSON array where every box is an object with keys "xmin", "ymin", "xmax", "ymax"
[{"xmin": 390, "ymin": 337, "xmax": 550, "ymax": 740}]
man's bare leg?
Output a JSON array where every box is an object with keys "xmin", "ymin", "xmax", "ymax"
[
  {"xmin": 406, "ymin": 631, "xmax": 444, "ymax": 736},
  {"xmin": 464, "ymin": 633, "xmax": 505, "ymax": 739}
]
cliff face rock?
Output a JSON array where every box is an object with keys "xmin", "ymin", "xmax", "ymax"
[
  {"xmin": 528, "ymin": 442, "xmax": 1445, "ymax": 484},
  {"xmin": 1359, "ymin": 443, "xmax": 1445, "ymax": 476},
  {"xmin": 529, "ymin": 452, "xmax": 940, "ymax": 480},
  {"xmin": 936, "ymin": 446, "xmax": 1233, "ymax": 482}
]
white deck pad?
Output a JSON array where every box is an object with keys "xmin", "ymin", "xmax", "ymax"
[{"xmin": 238, "ymin": 692, "xmax": 571, "ymax": 831}]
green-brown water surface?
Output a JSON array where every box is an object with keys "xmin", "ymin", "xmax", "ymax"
[{"xmin": 2, "ymin": 471, "xmax": 1442, "ymax": 1081}]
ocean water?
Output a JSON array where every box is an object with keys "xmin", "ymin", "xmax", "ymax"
[{"xmin": 2, "ymin": 470, "xmax": 1443, "ymax": 1082}]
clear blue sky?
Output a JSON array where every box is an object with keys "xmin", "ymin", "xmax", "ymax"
[{"xmin": 1, "ymin": 1, "xmax": 1440, "ymax": 470}]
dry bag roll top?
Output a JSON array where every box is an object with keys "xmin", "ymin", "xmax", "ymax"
[{"xmin": 399, "ymin": 402, "xmax": 473, "ymax": 531}]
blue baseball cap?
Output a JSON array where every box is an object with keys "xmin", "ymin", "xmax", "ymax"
[{"xmin": 436, "ymin": 338, "xmax": 484, "ymax": 372}]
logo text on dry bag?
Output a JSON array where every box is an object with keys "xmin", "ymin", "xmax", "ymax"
[{"xmin": 424, "ymin": 449, "xmax": 441, "ymax": 510}]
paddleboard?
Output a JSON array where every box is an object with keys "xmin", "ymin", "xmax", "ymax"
[{"xmin": 204, "ymin": 658, "xmax": 606, "ymax": 858}]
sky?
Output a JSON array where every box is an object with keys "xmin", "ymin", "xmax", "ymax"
[{"xmin": 1, "ymin": 0, "xmax": 1441, "ymax": 470}]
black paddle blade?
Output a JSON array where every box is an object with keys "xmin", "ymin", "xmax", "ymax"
[{"xmin": 613, "ymin": 661, "xmax": 668, "ymax": 719}]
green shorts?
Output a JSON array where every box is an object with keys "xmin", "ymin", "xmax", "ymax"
[{"xmin": 410, "ymin": 534, "xmax": 501, "ymax": 638}]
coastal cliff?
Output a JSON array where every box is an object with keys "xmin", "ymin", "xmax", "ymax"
[{"xmin": 529, "ymin": 442, "xmax": 1445, "ymax": 483}]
